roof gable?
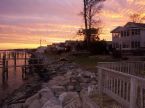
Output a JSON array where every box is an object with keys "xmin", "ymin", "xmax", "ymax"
[{"xmin": 111, "ymin": 26, "xmax": 123, "ymax": 33}]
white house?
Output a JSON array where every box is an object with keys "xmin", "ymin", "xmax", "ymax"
[{"xmin": 111, "ymin": 22, "xmax": 145, "ymax": 51}]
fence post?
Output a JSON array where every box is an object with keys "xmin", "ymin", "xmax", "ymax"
[
  {"xmin": 98, "ymin": 68, "xmax": 103, "ymax": 95},
  {"xmin": 129, "ymin": 77, "xmax": 138, "ymax": 108}
]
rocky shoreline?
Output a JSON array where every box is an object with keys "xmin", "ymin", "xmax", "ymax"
[{"xmin": 2, "ymin": 53, "xmax": 100, "ymax": 108}]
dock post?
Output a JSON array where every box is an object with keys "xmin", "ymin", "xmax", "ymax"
[
  {"xmin": 22, "ymin": 66, "xmax": 26, "ymax": 80},
  {"xmin": 8, "ymin": 52, "xmax": 10, "ymax": 59},
  {"xmin": 2, "ymin": 53, "xmax": 6, "ymax": 83},
  {"xmin": 24, "ymin": 50, "xmax": 27, "ymax": 71},
  {"xmin": 5, "ymin": 60, "xmax": 8, "ymax": 80},
  {"xmin": 14, "ymin": 52, "xmax": 16, "ymax": 68},
  {"xmin": 0, "ymin": 53, "xmax": 1, "ymax": 59}
]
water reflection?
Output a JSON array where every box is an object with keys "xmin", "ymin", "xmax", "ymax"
[{"xmin": 0, "ymin": 51, "xmax": 31, "ymax": 102}]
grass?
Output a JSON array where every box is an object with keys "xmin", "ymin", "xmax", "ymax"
[
  {"xmin": 44, "ymin": 52, "xmax": 118, "ymax": 69},
  {"xmin": 70, "ymin": 55, "xmax": 118, "ymax": 69},
  {"xmin": 72, "ymin": 56, "xmax": 98, "ymax": 68}
]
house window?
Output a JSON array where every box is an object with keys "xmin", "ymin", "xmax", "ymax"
[
  {"xmin": 127, "ymin": 30, "xmax": 129, "ymax": 36},
  {"xmin": 116, "ymin": 43, "xmax": 119, "ymax": 48},
  {"xmin": 131, "ymin": 41, "xmax": 140, "ymax": 48},
  {"xmin": 135, "ymin": 42, "xmax": 138, "ymax": 48},
  {"xmin": 137, "ymin": 29, "xmax": 140, "ymax": 35},
  {"xmin": 113, "ymin": 43, "xmax": 119, "ymax": 48},
  {"xmin": 135, "ymin": 29, "xmax": 137, "ymax": 35},
  {"xmin": 124, "ymin": 31, "xmax": 127, "ymax": 37},
  {"xmin": 131, "ymin": 41, "xmax": 134, "ymax": 48},
  {"xmin": 137, "ymin": 42, "xmax": 140, "ymax": 48},
  {"xmin": 132, "ymin": 30, "xmax": 135, "ymax": 35},
  {"xmin": 132, "ymin": 29, "xmax": 140, "ymax": 35},
  {"xmin": 134, "ymin": 29, "xmax": 140, "ymax": 35},
  {"xmin": 113, "ymin": 33, "xmax": 120, "ymax": 38},
  {"xmin": 123, "ymin": 43, "xmax": 129, "ymax": 48},
  {"xmin": 121, "ymin": 31, "xmax": 123, "ymax": 37}
]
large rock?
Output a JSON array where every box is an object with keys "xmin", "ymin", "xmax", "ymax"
[
  {"xmin": 51, "ymin": 86, "xmax": 65, "ymax": 97},
  {"xmin": 87, "ymin": 85, "xmax": 98, "ymax": 96},
  {"xmin": 23, "ymin": 88, "xmax": 54, "ymax": 108},
  {"xmin": 59, "ymin": 92, "xmax": 81, "ymax": 108},
  {"xmin": 48, "ymin": 76, "xmax": 69, "ymax": 86},
  {"xmin": 67, "ymin": 85, "xmax": 74, "ymax": 91},
  {"xmin": 42, "ymin": 99, "xmax": 62, "ymax": 108}
]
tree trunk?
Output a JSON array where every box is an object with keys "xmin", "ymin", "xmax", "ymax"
[{"xmin": 83, "ymin": 0, "xmax": 88, "ymax": 42}]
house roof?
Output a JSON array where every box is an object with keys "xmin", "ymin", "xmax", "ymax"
[
  {"xmin": 126, "ymin": 22, "xmax": 145, "ymax": 28},
  {"xmin": 111, "ymin": 22, "xmax": 145, "ymax": 33},
  {"xmin": 111, "ymin": 26, "xmax": 123, "ymax": 33}
]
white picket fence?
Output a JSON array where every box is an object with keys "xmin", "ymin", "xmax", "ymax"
[{"xmin": 97, "ymin": 61, "xmax": 145, "ymax": 108}]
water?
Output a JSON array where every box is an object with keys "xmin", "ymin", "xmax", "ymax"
[{"xmin": 0, "ymin": 51, "xmax": 31, "ymax": 102}]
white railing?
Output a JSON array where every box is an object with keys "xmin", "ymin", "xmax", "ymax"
[
  {"xmin": 97, "ymin": 62, "xmax": 145, "ymax": 108},
  {"xmin": 98, "ymin": 61, "xmax": 145, "ymax": 76}
]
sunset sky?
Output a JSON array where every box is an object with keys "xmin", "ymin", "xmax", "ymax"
[{"xmin": 0, "ymin": 0, "xmax": 145, "ymax": 49}]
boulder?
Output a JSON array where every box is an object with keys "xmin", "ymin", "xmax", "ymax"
[
  {"xmin": 59, "ymin": 92, "xmax": 81, "ymax": 108},
  {"xmin": 87, "ymin": 85, "xmax": 98, "ymax": 96},
  {"xmin": 42, "ymin": 99, "xmax": 62, "ymax": 108},
  {"xmin": 51, "ymin": 86, "xmax": 65, "ymax": 96},
  {"xmin": 67, "ymin": 85, "xmax": 74, "ymax": 91},
  {"xmin": 23, "ymin": 88, "xmax": 54, "ymax": 108},
  {"xmin": 25, "ymin": 99, "xmax": 41, "ymax": 108}
]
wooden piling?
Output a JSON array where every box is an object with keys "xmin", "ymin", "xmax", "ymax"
[
  {"xmin": 2, "ymin": 52, "xmax": 8, "ymax": 83},
  {"xmin": 2, "ymin": 53, "xmax": 6, "ymax": 72},
  {"xmin": 5, "ymin": 60, "xmax": 8, "ymax": 80},
  {"xmin": 8, "ymin": 53, "xmax": 11, "ymax": 59},
  {"xmin": 25, "ymin": 51, "xmax": 27, "ymax": 67},
  {"xmin": 0, "ymin": 53, "xmax": 1, "ymax": 59},
  {"xmin": 22, "ymin": 66, "xmax": 25, "ymax": 80},
  {"xmin": 14, "ymin": 52, "xmax": 16, "ymax": 67}
]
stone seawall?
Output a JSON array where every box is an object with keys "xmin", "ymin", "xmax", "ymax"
[{"xmin": 2, "ymin": 53, "xmax": 99, "ymax": 108}]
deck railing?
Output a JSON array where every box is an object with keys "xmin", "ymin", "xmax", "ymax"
[{"xmin": 97, "ymin": 62, "xmax": 145, "ymax": 108}]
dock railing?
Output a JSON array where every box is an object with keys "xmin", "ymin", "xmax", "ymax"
[{"xmin": 97, "ymin": 61, "xmax": 145, "ymax": 108}]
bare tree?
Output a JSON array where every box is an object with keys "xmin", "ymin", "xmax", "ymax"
[
  {"xmin": 130, "ymin": 13, "xmax": 145, "ymax": 23},
  {"xmin": 80, "ymin": 0, "xmax": 105, "ymax": 43}
]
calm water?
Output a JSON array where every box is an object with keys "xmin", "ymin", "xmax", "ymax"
[{"xmin": 0, "ymin": 51, "xmax": 31, "ymax": 102}]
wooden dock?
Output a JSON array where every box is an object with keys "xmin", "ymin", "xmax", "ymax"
[{"xmin": 0, "ymin": 50, "xmax": 43, "ymax": 83}]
